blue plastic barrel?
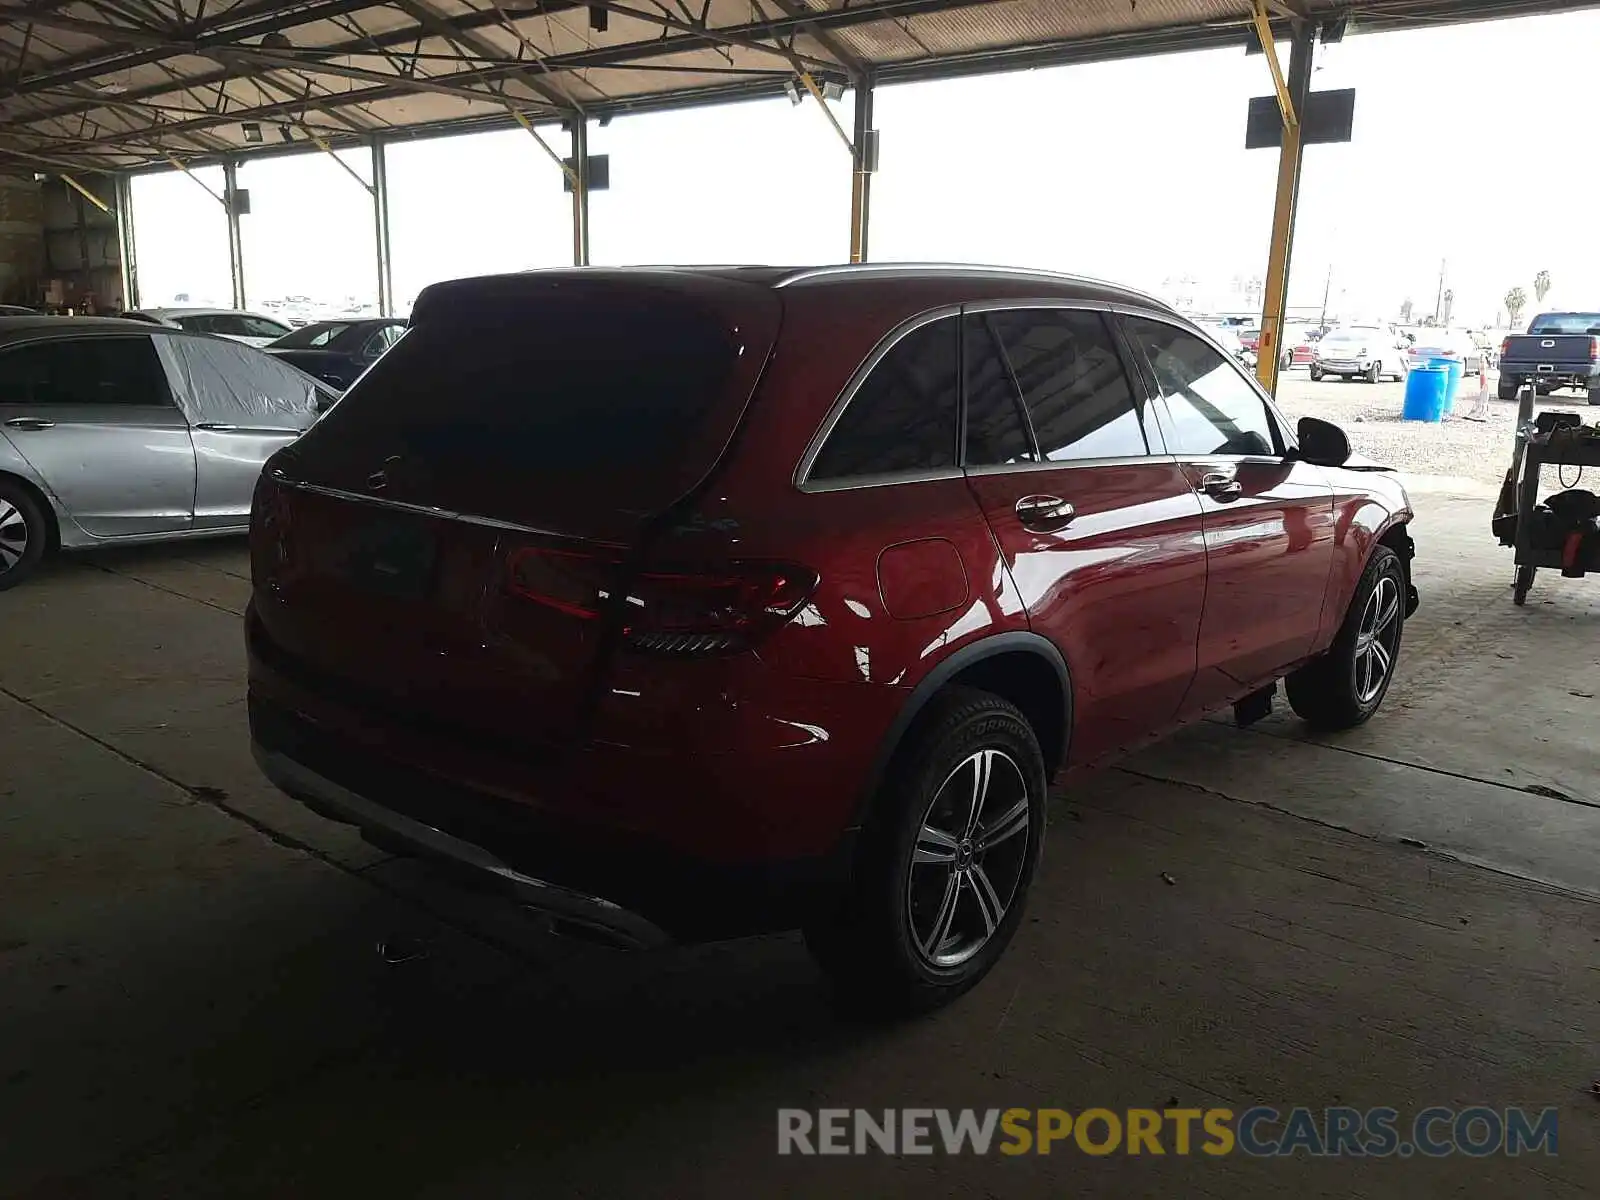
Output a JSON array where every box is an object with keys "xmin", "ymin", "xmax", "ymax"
[
  {"xmin": 1429, "ymin": 356, "xmax": 1464, "ymax": 414},
  {"xmin": 1403, "ymin": 365, "xmax": 1448, "ymax": 422}
]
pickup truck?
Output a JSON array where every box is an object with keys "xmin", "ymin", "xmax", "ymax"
[{"xmin": 1498, "ymin": 311, "xmax": 1600, "ymax": 403}]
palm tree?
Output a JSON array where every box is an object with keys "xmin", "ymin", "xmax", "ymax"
[
  {"xmin": 1442, "ymin": 289, "xmax": 1454, "ymax": 325},
  {"xmin": 1534, "ymin": 270, "xmax": 1552, "ymax": 304},
  {"xmin": 1505, "ymin": 287, "xmax": 1528, "ymax": 328},
  {"xmin": 1399, "ymin": 298, "xmax": 1413, "ymax": 323}
]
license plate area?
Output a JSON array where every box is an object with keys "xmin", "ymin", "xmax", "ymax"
[{"xmin": 341, "ymin": 514, "xmax": 437, "ymax": 599}]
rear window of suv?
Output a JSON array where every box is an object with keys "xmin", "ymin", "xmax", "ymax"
[{"xmin": 307, "ymin": 295, "xmax": 737, "ymax": 474}]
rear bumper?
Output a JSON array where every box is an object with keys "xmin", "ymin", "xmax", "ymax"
[
  {"xmin": 253, "ymin": 742, "xmax": 672, "ymax": 949},
  {"xmin": 1498, "ymin": 363, "xmax": 1599, "ymax": 385},
  {"xmin": 249, "ymin": 692, "xmax": 856, "ymax": 941}
]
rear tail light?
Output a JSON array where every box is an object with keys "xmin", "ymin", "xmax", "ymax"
[
  {"xmin": 623, "ymin": 565, "xmax": 818, "ymax": 654},
  {"xmin": 1590, "ymin": 337, "xmax": 1598, "ymax": 362},
  {"xmin": 506, "ymin": 546, "xmax": 616, "ymax": 620},
  {"xmin": 505, "ymin": 547, "xmax": 817, "ymax": 655},
  {"xmin": 251, "ymin": 470, "xmax": 294, "ymax": 575},
  {"xmin": 1501, "ymin": 337, "xmax": 1512, "ymax": 358}
]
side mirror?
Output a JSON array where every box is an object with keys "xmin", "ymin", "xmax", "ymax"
[{"xmin": 1296, "ymin": 416, "xmax": 1350, "ymax": 467}]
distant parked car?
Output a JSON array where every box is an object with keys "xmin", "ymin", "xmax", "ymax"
[
  {"xmin": 129, "ymin": 307, "xmax": 292, "ymax": 347},
  {"xmin": 1405, "ymin": 329, "xmax": 1484, "ymax": 376},
  {"xmin": 1311, "ymin": 326, "xmax": 1410, "ymax": 383},
  {"xmin": 0, "ymin": 317, "xmax": 331, "ymax": 589},
  {"xmin": 1279, "ymin": 325, "xmax": 1318, "ymax": 370},
  {"xmin": 266, "ymin": 318, "xmax": 407, "ymax": 390},
  {"xmin": 1498, "ymin": 311, "xmax": 1600, "ymax": 402}
]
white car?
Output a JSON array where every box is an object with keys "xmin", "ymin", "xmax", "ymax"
[
  {"xmin": 127, "ymin": 307, "xmax": 293, "ymax": 347},
  {"xmin": 1311, "ymin": 326, "xmax": 1410, "ymax": 383}
]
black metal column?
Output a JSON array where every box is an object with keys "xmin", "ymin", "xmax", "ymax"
[
  {"xmin": 849, "ymin": 75, "xmax": 874, "ymax": 263},
  {"xmin": 223, "ymin": 158, "xmax": 246, "ymax": 309},
  {"xmin": 371, "ymin": 136, "xmax": 394, "ymax": 315},
  {"xmin": 571, "ymin": 117, "xmax": 590, "ymax": 266}
]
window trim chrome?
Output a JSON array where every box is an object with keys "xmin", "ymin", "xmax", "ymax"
[
  {"xmin": 963, "ymin": 453, "xmax": 1178, "ymax": 477},
  {"xmin": 794, "ymin": 297, "xmax": 1299, "ymax": 494},
  {"xmin": 1108, "ymin": 304, "xmax": 1299, "ymax": 457},
  {"xmin": 794, "ymin": 304, "xmax": 961, "ymax": 491}
]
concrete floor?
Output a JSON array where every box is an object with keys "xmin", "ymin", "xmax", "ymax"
[{"xmin": 2, "ymin": 486, "xmax": 1597, "ymax": 1198}]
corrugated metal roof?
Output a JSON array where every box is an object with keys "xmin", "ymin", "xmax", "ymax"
[{"xmin": 0, "ymin": 0, "xmax": 1592, "ymax": 172}]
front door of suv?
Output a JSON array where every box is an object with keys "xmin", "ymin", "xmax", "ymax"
[
  {"xmin": 960, "ymin": 305, "xmax": 1207, "ymax": 767},
  {"xmin": 1119, "ymin": 315, "xmax": 1336, "ymax": 717}
]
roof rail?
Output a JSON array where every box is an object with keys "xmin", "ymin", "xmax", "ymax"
[{"xmin": 775, "ymin": 262, "xmax": 1170, "ymax": 308}]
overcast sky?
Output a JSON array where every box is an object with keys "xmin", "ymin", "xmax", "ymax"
[{"xmin": 129, "ymin": 9, "xmax": 1600, "ymax": 329}]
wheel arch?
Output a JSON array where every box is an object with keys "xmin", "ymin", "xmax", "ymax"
[
  {"xmin": 0, "ymin": 469, "xmax": 61, "ymax": 553},
  {"xmin": 849, "ymin": 633, "xmax": 1073, "ymax": 834},
  {"xmin": 1376, "ymin": 517, "xmax": 1418, "ymax": 615}
]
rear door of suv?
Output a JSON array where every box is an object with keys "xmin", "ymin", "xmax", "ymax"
[{"xmin": 960, "ymin": 304, "xmax": 1207, "ymax": 766}]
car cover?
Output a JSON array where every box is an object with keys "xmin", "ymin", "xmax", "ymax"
[{"xmin": 153, "ymin": 333, "xmax": 321, "ymax": 429}]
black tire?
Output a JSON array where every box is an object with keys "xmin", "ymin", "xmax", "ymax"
[
  {"xmin": 1286, "ymin": 545, "xmax": 1406, "ymax": 730},
  {"xmin": 1535, "ymin": 383, "xmax": 1553, "ymax": 396},
  {"xmin": 1280, "ymin": 351, "xmax": 1292, "ymax": 371},
  {"xmin": 0, "ymin": 478, "xmax": 48, "ymax": 591},
  {"xmin": 1513, "ymin": 565, "xmax": 1535, "ymax": 606},
  {"xmin": 1587, "ymin": 387, "xmax": 1600, "ymax": 406},
  {"xmin": 804, "ymin": 687, "xmax": 1048, "ymax": 1016},
  {"xmin": 1309, "ymin": 365, "xmax": 1324, "ymax": 382},
  {"xmin": 1365, "ymin": 361, "xmax": 1382, "ymax": 384},
  {"xmin": 1498, "ymin": 378, "xmax": 1518, "ymax": 401}
]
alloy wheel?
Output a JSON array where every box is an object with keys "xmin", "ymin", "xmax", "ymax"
[
  {"xmin": 0, "ymin": 498, "xmax": 28, "ymax": 575},
  {"xmin": 906, "ymin": 748, "xmax": 1032, "ymax": 969},
  {"xmin": 1352, "ymin": 574, "xmax": 1401, "ymax": 704}
]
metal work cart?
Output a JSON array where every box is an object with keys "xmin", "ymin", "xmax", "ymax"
[{"xmin": 1493, "ymin": 385, "xmax": 1600, "ymax": 605}]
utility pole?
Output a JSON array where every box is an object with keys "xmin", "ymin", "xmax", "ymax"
[
  {"xmin": 1433, "ymin": 258, "xmax": 1446, "ymax": 323},
  {"xmin": 1319, "ymin": 263, "xmax": 1332, "ymax": 328}
]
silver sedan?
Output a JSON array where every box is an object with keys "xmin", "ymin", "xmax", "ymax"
[{"xmin": 0, "ymin": 317, "xmax": 331, "ymax": 589}]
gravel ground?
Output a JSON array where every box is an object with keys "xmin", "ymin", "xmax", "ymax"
[{"xmin": 1272, "ymin": 369, "xmax": 1596, "ymax": 491}]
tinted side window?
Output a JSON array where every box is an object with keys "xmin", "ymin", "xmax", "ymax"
[
  {"xmin": 0, "ymin": 337, "xmax": 172, "ymax": 407},
  {"xmin": 1123, "ymin": 318, "xmax": 1277, "ymax": 457},
  {"xmin": 171, "ymin": 315, "xmax": 217, "ymax": 333},
  {"xmin": 809, "ymin": 317, "xmax": 958, "ymax": 481},
  {"xmin": 963, "ymin": 315, "xmax": 1035, "ymax": 466},
  {"xmin": 987, "ymin": 309, "xmax": 1147, "ymax": 460}
]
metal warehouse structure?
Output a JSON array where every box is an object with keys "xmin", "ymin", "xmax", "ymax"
[{"xmin": 1, "ymin": 0, "xmax": 1592, "ymax": 390}]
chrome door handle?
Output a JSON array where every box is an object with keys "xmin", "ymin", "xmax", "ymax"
[
  {"xmin": 194, "ymin": 423, "xmax": 238, "ymax": 431},
  {"xmin": 1200, "ymin": 471, "xmax": 1242, "ymax": 499},
  {"xmin": 3, "ymin": 417, "xmax": 54, "ymax": 431},
  {"xmin": 1015, "ymin": 494, "xmax": 1076, "ymax": 530}
]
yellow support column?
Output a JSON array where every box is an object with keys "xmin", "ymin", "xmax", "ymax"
[{"xmin": 1252, "ymin": 10, "xmax": 1315, "ymax": 395}]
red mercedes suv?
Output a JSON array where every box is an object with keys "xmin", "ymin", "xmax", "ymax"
[{"xmin": 248, "ymin": 266, "xmax": 1416, "ymax": 1012}]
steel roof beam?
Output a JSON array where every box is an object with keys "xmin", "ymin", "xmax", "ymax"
[
  {"xmin": 7, "ymin": 0, "xmax": 388, "ymax": 95},
  {"xmin": 16, "ymin": 0, "xmax": 967, "ymax": 132},
  {"xmin": 389, "ymin": 0, "xmax": 585, "ymax": 113},
  {"xmin": 8, "ymin": 1, "xmax": 590, "ymax": 114},
  {"xmin": 20, "ymin": 0, "xmax": 978, "ymax": 155}
]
